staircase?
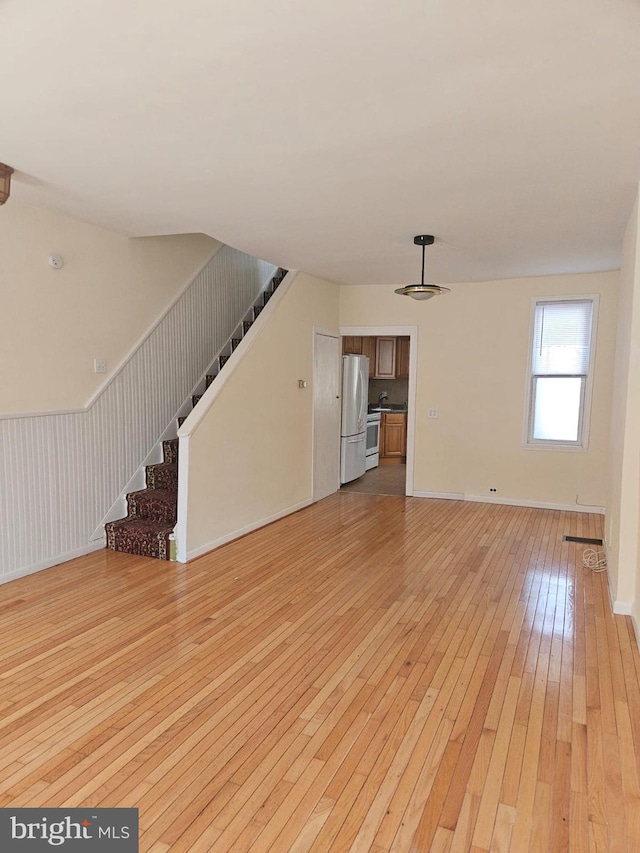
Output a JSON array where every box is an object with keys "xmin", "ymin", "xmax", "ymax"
[
  {"xmin": 105, "ymin": 267, "xmax": 287, "ymax": 560},
  {"xmin": 105, "ymin": 438, "xmax": 178, "ymax": 560}
]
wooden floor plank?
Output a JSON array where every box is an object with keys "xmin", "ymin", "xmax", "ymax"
[{"xmin": 0, "ymin": 495, "xmax": 636, "ymax": 851}]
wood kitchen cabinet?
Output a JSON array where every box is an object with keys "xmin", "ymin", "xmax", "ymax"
[
  {"xmin": 361, "ymin": 336, "xmax": 376, "ymax": 377},
  {"xmin": 374, "ymin": 337, "xmax": 396, "ymax": 378},
  {"xmin": 342, "ymin": 336, "xmax": 363, "ymax": 355},
  {"xmin": 395, "ymin": 336, "xmax": 410, "ymax": 379},
  {"xmin": 342, "ymin": 336, "xmax": 376, "ymax": 376},
  {"xmin": 343, "ymin": 335, "xmax": 408, "ymax": 379},
  {"xmin": 380, "ymin": 412, "xmax": 407, "ymax": 461}
]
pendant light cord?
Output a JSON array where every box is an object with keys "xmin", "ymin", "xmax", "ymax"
[{"xmin": 421, "ymin": 243, "xmax": 425, "ymax": 286}]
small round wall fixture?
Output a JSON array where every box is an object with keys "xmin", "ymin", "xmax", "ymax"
[{"xmin": 394, "ymin": 235, "xmax": 451, "ymax": 300}]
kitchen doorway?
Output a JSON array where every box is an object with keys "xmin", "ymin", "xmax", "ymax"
[
  {"xmin": 339, "ymin": 326, "xmax": 417, "ymax": 497},
  {"xmin": 340, "ymin": 463, "xmax": 406, "ymax": 496}
]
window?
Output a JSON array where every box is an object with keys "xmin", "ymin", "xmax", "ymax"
[{"xmin": 526, "ymin": 298, "xmax": 597, "ymax": 448}]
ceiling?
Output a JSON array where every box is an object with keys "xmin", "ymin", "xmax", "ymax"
[{"xmin": 2, "ymin": 0, "xmax": 640, "ymax": 285}]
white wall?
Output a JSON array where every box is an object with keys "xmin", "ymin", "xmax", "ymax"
[
  {"xmin": 340, "ymin": 271, "xmax": 618, "ymax": 510},
  {"xmin": 0, "ymin": 244, "xmax": 274, "ymax": 583},
  {"xmin": 607, "ymin": 187, "xmax": 640, "ymax": 616},
  {"xmin": 182, "ymin": 272, "xmax": 340, "ymax": 559},
  {"xmin": 0, "ymin": 201, "xmax": 217, "ymax": 414}
]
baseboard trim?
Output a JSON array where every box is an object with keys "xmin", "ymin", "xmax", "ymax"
[
  {"xmin": 0, "ymin": 540, "xmax": 106, "ymax": 586},
  {"xmin": 412, "ymin": 491, "xmax": 465, "ymax": 501},
  {"xmin": 184, "ymin": 498, "xmax": 313, "ymax": 563},
  {"xmin": 411, "ymin": 491, "xmax": 605, "ymax": 513},
  {"xmin": 612, "ymin": 599, "xmax": 634, "ymax": 616},
  {"xmin": 630, "ymin": 610, "xmax": 640, "ymax": 655},
  {"xmin": 463, "ymin": 494, "xmax": 605, "ymax": 514},
  {"xmin": 609, "ymin": 582, "xmax": 640, "ymax": 654}
]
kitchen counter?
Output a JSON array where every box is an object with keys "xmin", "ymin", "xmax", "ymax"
[{"xmin": 368, "ymin": 403, "xmax": 407, "ymax": 413}]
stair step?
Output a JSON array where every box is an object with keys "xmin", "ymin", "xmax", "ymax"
[
  {"xmin": 231, "ymin": 338, "xmax": 241, "ymax": 350},
  {"xmin": 253, "ymin": 304, "xmax": 263, "ymax": 319},
  {"xmin": 163, "ymin": 439, "xmax": 179, "ymax": 463},
  {"xmin": 192, "ymin": 394, "xmax": 202, "ymax": 407},
  {"xmin": 146, "ymin": 461, "xmax": 178, "ymax": 491},
  {"xmin": 243, "ymin": 320, "xmax": 253, "ymax": 334},
  {"xmin": 263, "ymin": 290, "xmax": 272, "ymax": 305},
  {"xmin": 127, "ymin": 488, "xmax": 177, "ymax": 524},
  {"xmin": 177, "ymin": 416, "xmax": 186, "ymax": 428},
  {"xmin": 219, "ymin": 354, "xmax": 230, "ymax": 368},
  {"xmin": 205, "ymin": 374, "xmax": 216, "ymax": 388},
  {"xmin": 105, "ymin": 518, "xmax": 173, "ymax": 560}
]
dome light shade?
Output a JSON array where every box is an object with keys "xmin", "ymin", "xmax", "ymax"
[
  {"xmin": 394, "ymin": 283, "xmax": 450, "ymax": 300},
  {"xmin": 395, "ymin": 235, "xmax": 450, "ymax": 300}
]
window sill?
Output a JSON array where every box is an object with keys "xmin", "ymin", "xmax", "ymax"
[{"xmin": 522, "ymin": 441, "xmax": 588, "ymax": 453}]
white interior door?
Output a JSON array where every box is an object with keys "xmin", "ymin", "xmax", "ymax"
[{"xmin": 313, "ymin": 331, "xmax": 341, "ymax": 501}]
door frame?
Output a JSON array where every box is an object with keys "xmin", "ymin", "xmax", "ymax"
[
  {"xmin": 339, "ymin": 325, "xmax": 418, "ymax": 497},
  {"xmin": 312, "ymin": 327, "xmax": 341, "ymax": 502}
]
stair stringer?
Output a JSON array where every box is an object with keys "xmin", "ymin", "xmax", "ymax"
[
  {"xmin": 92, "ymin": 259, "xmax": 279, "ymax": 542},
  {"xmin": 174, "ymin": 270, "xmax": 298, "ymax": 563}
]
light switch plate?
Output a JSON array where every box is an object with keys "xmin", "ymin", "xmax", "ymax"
[
  {"xmin": 94, "ymin": 358, "xmax": 107, "ymax": 374},
  {"xmin": 428, "ymin": 408, "xmax": 438, "ymax": 419}
]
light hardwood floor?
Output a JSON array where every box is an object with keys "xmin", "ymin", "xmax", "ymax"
[
  {"xmin": 340, "ymin": 464, "xmax": 406, "ymax": 496},
  {"xmin": 0, "ymin": 494, "xmax": 638, "ymax": 852}
]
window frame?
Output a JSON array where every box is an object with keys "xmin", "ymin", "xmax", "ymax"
[{"xmin": 523, "ymin": 295, "xmax": 599, "ymax": 452}]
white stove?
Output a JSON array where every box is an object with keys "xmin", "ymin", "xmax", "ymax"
[{"xmin": 365, "ymin": 411, "xmax": 381, "ymax": 470}]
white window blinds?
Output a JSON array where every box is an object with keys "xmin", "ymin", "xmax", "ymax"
[{"xmin": 532, "ymin": 300, "xmax": 593, "ymax": 376}]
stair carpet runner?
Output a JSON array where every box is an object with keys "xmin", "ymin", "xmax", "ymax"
[
  {"xmin": 105, "ymin": 440, "xmax": 179, "ymax": 560},
  {"xmin": 105, "ymin": 268, "xmax": 287, "ymax": 560}
]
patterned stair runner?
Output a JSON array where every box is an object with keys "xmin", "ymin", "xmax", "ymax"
[{"xmin": 105, "ymin": 439, "xmax": 178, "ymax": 560}]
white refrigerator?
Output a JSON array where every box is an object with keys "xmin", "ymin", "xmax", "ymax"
[{"xmin": 340, "ymin": 354, "xmax": 369, "ymax": 484}]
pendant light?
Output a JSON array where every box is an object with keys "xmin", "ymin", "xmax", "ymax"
[{"xmin": 394, "ymin": 235, "xmax": 450, "ymax": 300}]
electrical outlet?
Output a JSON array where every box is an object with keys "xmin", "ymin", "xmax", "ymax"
[
  {"xmin": 94, "ymin": 358, "xmax": 107, "ymax": 374},
  {"xmin": 489, "ymin": 487, "xmax": 498, "ymax": 493}
]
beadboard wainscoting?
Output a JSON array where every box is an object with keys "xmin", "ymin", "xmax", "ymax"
[{"xmin": 0, "ymin": 246, "xmax": 276, "ymax": 583}]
